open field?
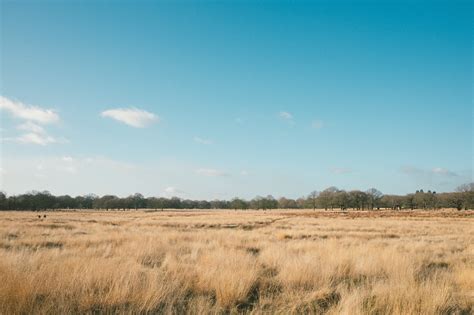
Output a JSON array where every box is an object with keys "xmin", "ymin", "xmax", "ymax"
[{"xmin": 0, "ymin": 210, "xmax": 473, "ymax": 314}]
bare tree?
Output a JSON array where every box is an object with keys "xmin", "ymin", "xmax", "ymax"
[
  {"xmin": 308, "ymin": 191, "xmax": 319, "ymax": 210},
  {"xmin": 366, "ymin": 188, "xmax": 383, "ymax": 210}
]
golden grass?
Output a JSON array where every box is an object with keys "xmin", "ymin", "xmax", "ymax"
[{"xmin": 0, "ymin": 209, "xmax": 472, "ymax": 314}]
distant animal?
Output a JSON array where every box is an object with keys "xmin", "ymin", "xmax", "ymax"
[
  {"xmin": 38, "ymin": 215, "xmax": 41, "ymax": 219},
  {"xmin": 43, "ymin": 215, "xmax": 47, "ymax": 218}
]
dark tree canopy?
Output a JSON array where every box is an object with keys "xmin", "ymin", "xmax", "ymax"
[{"xmin": 1, "ymin": 184, "xmax": 473, "ymax": 211}]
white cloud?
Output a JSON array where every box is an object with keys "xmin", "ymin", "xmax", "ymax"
[
  {"xmin": 101, "ymin": 107, "xmax": 158, "ymax": 128},
  {"xmin": 196, "ymin": 168, "xmax": 229, "ymax": 177},
  {"xmin": 0, "ymin": 96, "xmax": 59, "ymax": 124},
  {"xmin": 400, "ymin": 165, "xmax": 465, "ymax": 191},
  {"xmin": 62, "ymin": 156, "xmax": 74, "ymax": 162},
  {"xmin": 194, "ymin": 136, "xmax": 213, "ymax": 145},
  {"xmin": 163, "ymin": 186, "xmax": 185, "ymax": 197},
  {"xmin": 2, "ymin": 132, "xmax": 68, "ymax": 146},
  {"xmin": 311, "ymin": 120, "xmax": 324, "ymax": 129},
  {"xmin": 401, "ymin": 166, "xmax": 458, "ymax": 178},
  {"xmin": 164, "ymin": 186, "xmax": 178, "ymax": 193},
  {"xmin": 0, "ymin": 96, "xmax": 65, "ymax": 146},
  {"xmin": 432, "ymin": 167, "xmax": 457, "ymax": 177},
  {"xmin": 279, "ymin": 111, "xmax": 293, "ymax": 120},
  {"xmin": 17, "ymin": 121, "xmax": 46, "ymax": 134},
  {"xmin": 240, "ymin": 170, "xmax": 249, "ymax": 176},
  {"xmin": 16, "ymin": 133, "xmax": 57, "ymax": 146},
  {"xmin": 331, "ymin": 167, "xmax": 352, "ymax": 174}
]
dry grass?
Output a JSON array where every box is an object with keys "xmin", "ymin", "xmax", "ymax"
[{"xmin": 0, "ymin": 209, "xmax": 472, "ymax": 314}]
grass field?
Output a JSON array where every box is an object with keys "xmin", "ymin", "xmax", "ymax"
[{"xmin": 0, "ymin": 209, "xmax": 472, "ymax": 314}]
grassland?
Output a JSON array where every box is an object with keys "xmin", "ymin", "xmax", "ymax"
[{"xmin": 0, "ymin": 209, "xmax": 472, "ymax": 314}]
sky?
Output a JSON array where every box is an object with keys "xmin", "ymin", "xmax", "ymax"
[{"xmin": 0, "ymin": 0, "xmax": 472, "ymax": 200}]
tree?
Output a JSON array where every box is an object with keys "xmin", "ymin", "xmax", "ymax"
[
  {"xmin": 456, "ymin": 183, "xmax": 474, "ymax": 192},
  {"xmin": 56, "ymin": 195, "xmax": 75, "ymax": 209},
  {"xmin": 335, "ymin": 190, "xmax": 350, "ymax": 210},
  {"xmin": 381, "ymin": 195, "xmax": 403, "ymax": 210},
  {"xmin": 403, "ymin": 194, "xmax": 415, "ymax": 210},
  {"xmin": 456, "ymin": 183, "xmax": 474, "ymax": 210},
  {"xmin": 263, "ymin": 195, "xmax": 278, "ymax": 209},
  {"xmin": 168, "ymin": 197, "xmax": 183, "ymax": 209},
  {"xmin": 33, "ymin": 191, "xmax": 55, "ymax": 210},
  {"xmin": 319, "ymin": 187, "xmax": 339, "ymax": 210},
  {"xmin": 296, "ymin": 197, "xmax": 306, "ymax": 209},
  {"xmin": 278, "ymin": 197, "xmax": 297, "ymax": 209},
  {"xmin": 366, "ymin": 188, "xmax": 383, "ymax": 210},
  {"xmin": 348, "ymin": 190, "xmax": 368, "ymax": 210},
  {"xmin": 129, "ymin": 193, "xmax": 145, "ymax": 210},
  {"xmin": 445, "ymin": 193, "xmax": 464, "ymax": 210},
  {"xmin": 250, "ymin": 196, "xmax": 264, "ymax": 209},
  {"xmin": 230, "ymin": 198, "xmax": 248, "ymax": 210},
  {"xmin": 413, "ymin": 190, "xmax": 437, "ymax": 209},
  {"xmin": 308, "ymin": 191, "xmax": 319, "ymax": 210},
  {"xmin": 0, "ymin": 192, "xmax": 7, "ymax": 210},
  {"xmin": 0, "ymin": 186, "xmax": 472, "ymax": 211},
  {"xmin": 427, "ymin": 191, "xmax": 437, "ymax": 209},
  {"xmin": 249, "ymin": 195, "xmax": 277, "ymax": 210},
  {"xmin": 94, "ymin": 195, "xmax": 119, "ymax": 210}
]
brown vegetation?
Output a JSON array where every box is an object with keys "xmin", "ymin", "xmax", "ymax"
[{"xmin": 0, "ymin": 210, "xmax": 472, "ymax": 314}]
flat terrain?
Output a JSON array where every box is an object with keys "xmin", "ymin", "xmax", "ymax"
[{"xmin": 0, "ymin": 210, "xmax": 473, "ymax": 314}]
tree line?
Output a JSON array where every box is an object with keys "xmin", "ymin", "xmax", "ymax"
[{"xmin": 0, "ymin": 183, "xmax": 473, "ymax": 211}]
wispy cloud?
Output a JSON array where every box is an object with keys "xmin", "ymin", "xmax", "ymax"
[
  {"xmin": 17, "ymin": 121, "xmax": 46, "ymax": 134},
  {"xmin": 194, "ymin": 136, "xmax": 213, "ymax": 145},
  {"xmin": 37, "ymin": 155, "xmax": 136, "ymax": 178},
  {"xmin": 195, "ymin": 168, "xmax": 229, "ymax": 177},
  {"xmin": 401, "ymin": 166, "xmax": 458, "ymax": 177},
  {"xmin": 399, "ymin": 165, "xmax": 463, "ymax": 190},
  {"xmin": 311, "ymin": 120, "xmax": 324, "ymax": 129},
  {"xmin": 431, "ymin": 167, "xmax": 458, "ymax": 177},
  {"xmin": 0, "ymin": 96, "xmax": 59, "ymax": 124},
  {"xmin": 14, "ymin": 133, "xmax": 58, "ymax": 146},
  {"xmin": 1, "ymin": 96, "xmax": 64, "ymax": 146},
  {"xmin": 278, "ymin": 111, "xmax": 295, "ymax": 126},
  {"xmin": 101, "ymin": 107, "xmax": 158, "ymax": 128},
  {"xmin": 163, "ymin": 186, "xmax": 185, "ymax": 197},
  {"xmin": 240, "ymin": 170, "xmax": 249, "ymax": 176},
  {"xmin": 400, "ymin": 166, "xmax": 423, "ymax": 176},
  {"xmin": 331, "ymin": 167, "xmax": 352, "ymax": 174},
  {"xmin": 279, "ymin": 111, "xmax": 293, "ymax": 121}
]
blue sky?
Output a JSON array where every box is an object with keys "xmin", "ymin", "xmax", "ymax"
[{"xmin": 0, "ymin": 0, "xmax": 472, "ymax": 199}]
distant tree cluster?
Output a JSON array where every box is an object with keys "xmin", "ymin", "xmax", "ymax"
[{"xmin": 0, "ymin": 183, "xmax": 473, "ymax": 211}]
